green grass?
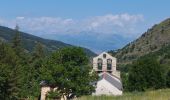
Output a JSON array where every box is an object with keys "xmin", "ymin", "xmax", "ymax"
[{"xmin": 78, "ymin": 89, "xmax": 170, "ymax": 100}]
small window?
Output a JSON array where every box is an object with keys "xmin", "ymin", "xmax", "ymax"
[{"xmin": 103, "ymin": 54, "xmax": 106, "ymax": 58}]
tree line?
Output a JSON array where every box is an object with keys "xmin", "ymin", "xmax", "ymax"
[
  {"xmin": 122, "ymin": 54, "xmax": 170, "ymax": 92},
  {"xmin": 0, "ymin": 26, "xmax": 97, "ymax": 99}
]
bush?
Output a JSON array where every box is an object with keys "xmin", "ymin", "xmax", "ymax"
[
  {"xmin": 166, "ymin": 70, "xmax": 170, "ymax": 87},
  {"xmin": 47, "ymin": 91, "xmax": 62, "ymax": 99},
  {"xmin": 127, "ymin": 56, "xmax": 166, "ymax": 91}
]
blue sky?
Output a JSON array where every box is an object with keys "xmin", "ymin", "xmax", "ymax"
[{"xmin": 0, "ymin": 0, "xmax": 170, "ymax": 53}]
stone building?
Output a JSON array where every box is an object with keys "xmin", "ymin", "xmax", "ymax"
[
  {"xmin": 92, "ymin": 52, "xmax": 123, "ymax": 95},
  {"xmin": 40, "ymin": 81, "xmax": 66, "ymax": 100}
]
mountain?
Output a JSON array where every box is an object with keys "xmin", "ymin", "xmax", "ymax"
[
  {"xmin": 0, "ymin": 26, "xmax": 96, "ymax": 57},
  {"xmin": 109, "ymin": 18, "xmax": 170, "ymax": 64},
  {"xmin": 40, "ymin": 31, "xmax": 133, "ymax": 53}
]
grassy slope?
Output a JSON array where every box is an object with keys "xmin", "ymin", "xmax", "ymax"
[
  {"xmin": 78, "ymin": 89, "xmax": 170, "ymax": 100},
  {"xmin": 113, "ymin": 18, "xmax": 170, "ymax": 64}
]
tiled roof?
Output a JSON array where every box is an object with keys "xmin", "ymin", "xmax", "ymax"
[{"xmin": 99, "ymin": 72, "xmax": 122, "ymax": 90}]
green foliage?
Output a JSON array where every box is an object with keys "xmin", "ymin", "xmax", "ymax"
[
  {"xmin": 0, "ymin": 41, "xmax": 20, "ymax": 99},
  {"xmin": 12, "ymin": 25, "xmax": 23, "ymax": 57},
  {"xmin": 119, "ymin": 44, "xmax": 170, "ymax": 92},
  {"xmin": 121, "ymin": 72, "xmax": 129, "ymax": 92},
  {"xmin": 166, "ymin": 70, "xmax": 170, "ymax": 87},
  {"xmin": 1, "ymin": 37, "xmax": 89, "ymax": 99},
  {"xmin": 0, "ymin": 26, "xmax": 94, "ymax": 100},
  {"xmin": 41, "ymin": 47, "xmax": 98, "ymax": 98},
  {"xmin": 32, "ymin": 42, "xmax": 45, "ymax": 59},
  {"xmin": 19, "ymin": 42, "xmax": 46, "ymax": 98},
  {"xmin": 0, "ymin": 35, "xmax": 46, "ymax": 99},
  {"xmin": 127, "ymin": 56, "xmax": 166, "ymax": 92},
  {"xmin": 47, "ymin": 91, "xmax": 62, "ymax": 99}
]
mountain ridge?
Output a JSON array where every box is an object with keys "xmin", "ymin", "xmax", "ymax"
[
  {"xmin": 0, "ymin": 26, "xmax": 96, "ymax": 57},
  {"xmin": 109, "ymin": 18, "xmax": 170, "ymax": 64}
]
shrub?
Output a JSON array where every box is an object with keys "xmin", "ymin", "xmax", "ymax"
[{"xmin": 127, "ymin": 57, "xmax": 166, "ymax": 91}]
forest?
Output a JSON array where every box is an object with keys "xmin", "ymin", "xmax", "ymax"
[{"xmin": 0, "ymin": 26, "xmax": 97, "ymax": 99}]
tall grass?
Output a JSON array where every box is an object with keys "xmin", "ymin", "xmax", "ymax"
[{"xmin": 78, "ymin": 89, "xmax": 170, "ymax": 100}]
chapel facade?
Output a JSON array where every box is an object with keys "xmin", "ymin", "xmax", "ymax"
[{"xmin": 92, "ymin": 52, "xmax": 122, "ymax": 95}]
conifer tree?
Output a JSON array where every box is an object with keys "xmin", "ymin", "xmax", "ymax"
[
  {"xmin": 0, "ymin": 42, "xmax": 20, "ymax": 99},
  {"xmin": 32, "ymin": 42, "xmax": 45, "ymax": 60},
  {"xmin": 12, "ymin": 25, "xmax": 23, "ymax": 57},
  {"xmin": 20, "ymin": 42, "xmax": 45, "ymax": 97}
]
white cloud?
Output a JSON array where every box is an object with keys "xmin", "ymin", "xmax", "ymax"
[
  {"xmin": 0, "ymin": 13, "xmax": 144, "ymax": 37},
  {"xmin": 16, "ymin": 16, "xmax": 25, "ymax": 20},
  {"xmin": 85, "ymin": 14, "xmax": 144, "ymax": 36}
]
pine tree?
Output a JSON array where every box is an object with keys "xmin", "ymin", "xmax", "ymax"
[
  {"xmin": 12, "ymin": 25, "xmax": 23, "ymax": 57},
  {"xmin": 0, "ymin": 42, "xmax": 20, "ymax": 99},
  {"xmin": 32, "ymin": 42, "xmax": 45, "ymax": 60},
  {"xmin": 20, "ymin": 42, "xmax": 45, "ymax": 97}
]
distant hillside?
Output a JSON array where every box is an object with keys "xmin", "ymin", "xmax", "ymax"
[
  {"xmin": 109, "ymin": 18, "xmax": 170, "ymax": 64},
  {"xmin": 0, "ymin": 26, "xmax": 96, "ymax": 57}
]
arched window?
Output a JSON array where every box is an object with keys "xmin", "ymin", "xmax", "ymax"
[
  {"xmin": 97, "ymin": 58, "xmax": 103, "ymax": 70},
  {"xmin": 107, "ymin": 59, "xmax": 112, "ymax": 70}
]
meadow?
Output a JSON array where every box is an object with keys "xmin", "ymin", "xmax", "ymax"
[{"xmin": 78, "ymin": 89, "xmax": 170, "ymax": 100}]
